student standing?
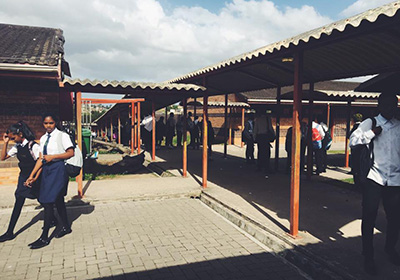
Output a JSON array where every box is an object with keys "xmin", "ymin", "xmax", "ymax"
[
  {"xmin": 243, "ymin": 113, "xmax": 255, "ymax": 164},
  {"xmin": 0, "ymin": 122, "xmax": 41, "ymax": 242},
  {"xmin": 26, "ymin": 113, "xmax": 74, "ymax": 249},
  {"xmin": 253, "ymin": 111, "xmax": 275, "ymax": 178},
  {"xmin": 350, "ymin": 92, "xmax": 400, "ymax": 275}
]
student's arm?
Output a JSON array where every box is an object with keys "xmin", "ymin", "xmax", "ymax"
[
  {"xmin": 25, "ymin": 153, "xmax": 44, "ymax": 186},
  {"xmin": 1, "ymin": 133, "xmax": 10, "ymax": 161},
  {"xmin": 349, "ymin": 118, "xmax": 379, "ymax": 148},
  {"xmin": 42, "ymin": 148, "xmax": 74, "ymax": 163}
]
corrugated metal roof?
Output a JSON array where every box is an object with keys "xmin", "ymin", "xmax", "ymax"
[
  {"xmin": 0, "ymin": 23, "xmax": 65, "ymax": 66},
  {"xmin": 63, "ymin": 78, "xmax": 206, "ymax": 92},
  {"xmin": 281, "ymin": 90, "xmax": 380, "ymax": 101},
  {"xmin": 186, "ymin": 100, "xmax": 250, "ymax": 108},
  {"xmin": 168, "ymin": 1, "xmax": 400, "ymax": 94}
]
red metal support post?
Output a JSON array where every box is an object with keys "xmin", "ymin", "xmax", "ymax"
[
  {"xmin": 241, "ymin": 108, "xmax": 245, "ymax": 148},
  {"xmin": 224, "ymin": 94, "xmax": 228, "ymax": 158},
  {"xmin": 307, "ymin": 83, "xmax": 314, "ymax": 180},
  {"xmin": 75, "ymin": 91, "xmax": 83, "ymax": 198},
  {"xmin": 118, "ymin": 111, "xmax": 121, "ymax": 145},
  {"xmin": 183, "ymin": 98, "xmax": 188, "ymax": 177},
  {"xmin": 345, "ymin": 100, "xmax": 351, "ymax": 168},
  {"xmin": 202, "ymin": 79, "xmax": 208, "ymax": 188},
  {"xmin": 137, "ymin": 102, "xmax": 141, "ymax": 154},
  {"xmin": 152, "ymin": 100, "xmax": 156, "ymax": 161},
  {"xmin": 290, "ymin": 51, "xmax": 303, "ymax": 238},
  {"xmin": 275, "ymin": 87, "xmax": 281, "ymax": 172},
  {"xmin": 131, "ymin": 103, "xmax": 135, "ymax": 155}
]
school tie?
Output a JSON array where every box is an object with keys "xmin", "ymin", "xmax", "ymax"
[{"xmin": 43, "ymin": 134, "xmax": 51, "ymax": 155}]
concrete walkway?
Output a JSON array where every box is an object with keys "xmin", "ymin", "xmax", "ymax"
[{"xmin": 150, "ymin": 144, "xmax": 400, "ymax": 279}]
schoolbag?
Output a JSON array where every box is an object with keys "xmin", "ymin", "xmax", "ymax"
[
  {"xmin": 312, "ymin": 126, "xmax": 322, "ymax": 149},
  {"xmin": 57, "ymin": 131, "xmax": 83, "ymax": 178},
  {"xmin": 27, "ymin": 140, "xmax": 38, "ymax": 161},
  {"xmin": 322, "ymin": 128, "xmax": 332, "ymax": 150},
  {"xmin": 358, "ymin": 117, "xmax": 377, "ymax": 183}
]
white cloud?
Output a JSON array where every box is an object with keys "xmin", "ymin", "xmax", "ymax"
[
  {"xmin": 340, "ymin": 0, "xmax": 394, "ymax": 18},
  {"xmin": 0, "ymin": 0, "xmax": 332, "ymax": 82}
]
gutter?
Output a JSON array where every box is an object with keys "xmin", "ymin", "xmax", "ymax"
[{"xmin": 0, "ymin": 63, "xmax": 58, "ymax": 73}]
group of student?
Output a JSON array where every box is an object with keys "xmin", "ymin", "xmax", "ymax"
[
  {"xmin": 155, "ymin": 112, "xmax": 214, "ymax": 154},
  {"xmin": 0, "ymin": 113, "xmax": 74, "ymax": 249},
  {"xmin": 242, "ymin": 110, "xmax": 276, "ymax": 178}
]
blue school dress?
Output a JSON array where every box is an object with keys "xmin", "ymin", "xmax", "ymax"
[{"xmin": 38, "ymin": 129, "xmax": 73, "ymax": 204}]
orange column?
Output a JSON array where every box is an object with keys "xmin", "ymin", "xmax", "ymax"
[
  {"xmin": 224, "ymin": 94, "xmax": 228, "ymax": 158},
  {"xmin": 152, "ymin": 101, "xmax": 156, "ymax": 161},
  {"xmin": 75, "ymin": 91, "xmax": 83, "ymax": 198},
  {"xmin": 202, "ymin": 92, "xmax": 208, "ymax": 188},
  {"xmin": 134, "ymin": 103, "xmax": 137, "ymax": 149},
  {"xmin": 345, "ymin": 101, "xmax": 351, "ymax": 168},
  {"xmin": 183, "ymin": 98, "xmax": 188, "ymax": 177},
  {"xmin": 241, "ymin": 108, "xmax": 245, "ymax": 148},
  {"xmin": 131, "ymin": 103, "xmax": 135, "ymax": 155},
  {"xmin": 307, "ymin": 83, "xmax": 314, "ymax": 180},
  {"xmin": 110, "ymin": 116, "xmax": 113, "ymax": 142},
  {"xmin": 290, "ymin": 51, "xmax": 303, "ymax": 237},
  {"xmin": 137, "ymin": 102, "xmax": 141, "ymax": 154},
  {"xmin": 118, "ymin": 112, "xmax": 121, "ymax": 145}
]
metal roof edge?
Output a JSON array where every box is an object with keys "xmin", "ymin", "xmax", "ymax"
[{"xmin": 0, "ymin": 63, "xmax": 59, "ymax": 73}]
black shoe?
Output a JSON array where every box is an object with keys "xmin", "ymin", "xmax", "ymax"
[
  {"xmin": 0, "ymin": 232, "xmax": 14, "ymax": 242},
  {"xmin": 364, "ymin": 257, "xmax": 377, "ymax": 276},
  {"xmin": 29, "ymin": 238, "xmax": 50, "ymax": 249},
  {"xmin": 385, "ymin": 248, "xmax": 400, "ymax": 266},
  {"xmin": 55, "ymin": 226, "xmax": 72, "ymax": 238}
]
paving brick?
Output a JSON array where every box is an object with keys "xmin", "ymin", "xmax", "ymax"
[{"xmin": 0, "ymin": 198, "xmax": 307, "ymax": 280}]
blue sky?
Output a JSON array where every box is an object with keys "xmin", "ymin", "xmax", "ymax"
[{"xmin": 0, "ymin": 0, "xmax": 394, "ymax": 96}]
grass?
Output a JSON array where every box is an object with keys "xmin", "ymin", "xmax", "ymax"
[
  {"xmin": 69, "ymin": 173, "xmax": 118, "ymax": 181},
  {"xmin": 327, "ymin": 150, "xmax": 345, "ymax": 154},
  {"xmin": 341, "ymin": 177, "xmax": 354, "ymax": 184}
]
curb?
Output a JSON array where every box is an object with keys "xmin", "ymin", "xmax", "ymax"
[{"xmin": 200, "ymin": 191, "xmax": 357, "ymax": 280}]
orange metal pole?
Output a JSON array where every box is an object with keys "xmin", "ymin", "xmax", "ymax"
[
  {"xmin": 183, "ymin": 98, "xmax": 188, "ymax": 177},
  {"xmin": 118, "ymin": 112, "xmax": 121, "ymax": 145},
  {"xmin": 75, "ymin": 91, "xmax": 83, "ymax": 198},
  {"xmin": 224, "ymin": 94, "xmax": 228, "ymax": 158},
  {"xmin": 290, "ymin": 51, "xmax": 303, "ymax": 237},
  {"xmin": 307, "ymin": 83, "xmax": 314, "ymax": 180},
  {"xmin": 345, "ymin": 100, "xmax": 351, "ymax": 168},
  {"xmin": 152, "ymin": 101, "xmax": 156, "ymax": 161},
  {"xmin": 241, "ymin": 108, "xmax": 245, "ymax": 148},
  {"xmin": 137, "ymin": 102, "xmax": 141, "ymax": 154},
  {"xmin": 202, "ymin": 90, "xmax": 208, "ymax": 188},
  {"xmin": 327, "ymin": 103, "xmax": 331, "ymax": 128},
  {"xmin": 134, "ymin": 103, "xmax": 137, "ymax": 150},
  {"xmin": 275, "ymin": 87, "xmax": 281, "ymax": 172},
  {"xmin": 110, "ymin": 116, "xmax": 113, "ymax": 142},
  {"xmin": 131, "ymin": 103, "xmax": 134, "ymax": 155}
]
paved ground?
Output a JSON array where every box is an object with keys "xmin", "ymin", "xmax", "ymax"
[{"xmin": 0, "ymin": 198, "xmax": 308, "ymax": 280}]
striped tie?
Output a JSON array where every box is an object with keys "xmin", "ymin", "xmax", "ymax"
[{"xmin": 43, "ymin": 134, "xmax": 51, "ymax": 155}]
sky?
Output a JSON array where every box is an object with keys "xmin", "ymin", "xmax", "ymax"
[{"xmin": 0, "ymin": 0, "xmax": 395, "ymax": 94}]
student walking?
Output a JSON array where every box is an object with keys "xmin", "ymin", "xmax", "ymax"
[
  {"xmin": 350, "ymin": 92, "xmax": 400, "ymax": 275},
  {"xmin": 26, "ymin": 113, "xmax": 74, "ymax": 249},
  {"xmin": 0, "ymin": 122, "xmax": 41, "ymax": 242}
]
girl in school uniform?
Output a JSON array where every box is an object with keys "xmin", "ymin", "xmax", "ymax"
[
  {"xmin": 26, "ymin": 113, "xmax": 74, "ymax": 249},
  {"xmin": 0, "ymin": 121, "xmax": 41, "ymax": 242}
]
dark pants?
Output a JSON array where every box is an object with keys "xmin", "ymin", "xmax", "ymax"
[
  {"xmin": 362, "ymin": 179, "xmax": 400, "ymax": 258},
  {"xmin": 256, "ymin": 134, "xmax": 271, "ymax": 174},
  {"xmin": 286, "ymin": 143, "xmax": 306, "ymax": 173},
  {"xmin": 246, "ymin": 139, "xmax": 255, "ymax": 161},
  {"xmin": 166, "ymin": 131, "xmax": 174, "ymax": 147},
  {"xmin": 176, "ymin": 131, "xmax": 182, "ymax": 147},
  {"xmin": 314, "ymin": 148, "xmax": 324, "ymax": 173}
]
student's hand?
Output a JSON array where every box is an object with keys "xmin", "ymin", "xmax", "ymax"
[
  {"xmin": 372, "ymin": 126, "xmax": 382, "ymax": 136},
  {"xmin": 3, "ymin": 133, "xmax": 9, "ymax": 144},
  {"xmin": 24, "ymin": 177, "xmax": 34, "ymax": 188},
  {"xmin": 42, "ymin": 155, "xmax": 54, "ymax": 163}
]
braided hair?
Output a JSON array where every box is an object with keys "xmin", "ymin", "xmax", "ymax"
[{"xmin": 7, "ymin": 121, "xmax": 36, "ymax": 141}]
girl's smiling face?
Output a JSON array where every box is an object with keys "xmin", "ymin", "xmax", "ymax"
[{"xmin": 43, "ymin": 116, "xmax": 56, "ymax": 134}]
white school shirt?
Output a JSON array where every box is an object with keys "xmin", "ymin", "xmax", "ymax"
[
  {"xmin": 349, "ymin": 114, "xmax": 400, "ymax": 186},
  {"xmin": 141, "ymin": 115, "xmax": 153, "ymax": 132},
  {"xmin": 7, "ymin": 139, "xmax": 40, "ymax": 160},
  {"xmin": 39, "ymin": 128, "xmax": 74, "ymax": 156}
]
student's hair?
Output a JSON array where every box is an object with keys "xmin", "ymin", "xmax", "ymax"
[
  {"xmin": 42, "ymin": 112, "xmax": 59, "ymax": 123},
  {"xmin": 7, "ymin": 121, "xmax": 36, "ymax": 141}
]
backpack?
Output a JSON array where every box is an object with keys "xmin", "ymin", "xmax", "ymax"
[
  {"xmin": 57, "ymin": 132, "xmax": 83, "ymax": 178},
  {"xmin": 312, "ymin": 126, "xmax": 322, "ymax": 149},
  {"xmin": 358, "ymin": 118, "xmax": 377, "ymax": 182},
  {"xmin": 322, "ymin": 128, "xmax": 332, "ymax": 150}
]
